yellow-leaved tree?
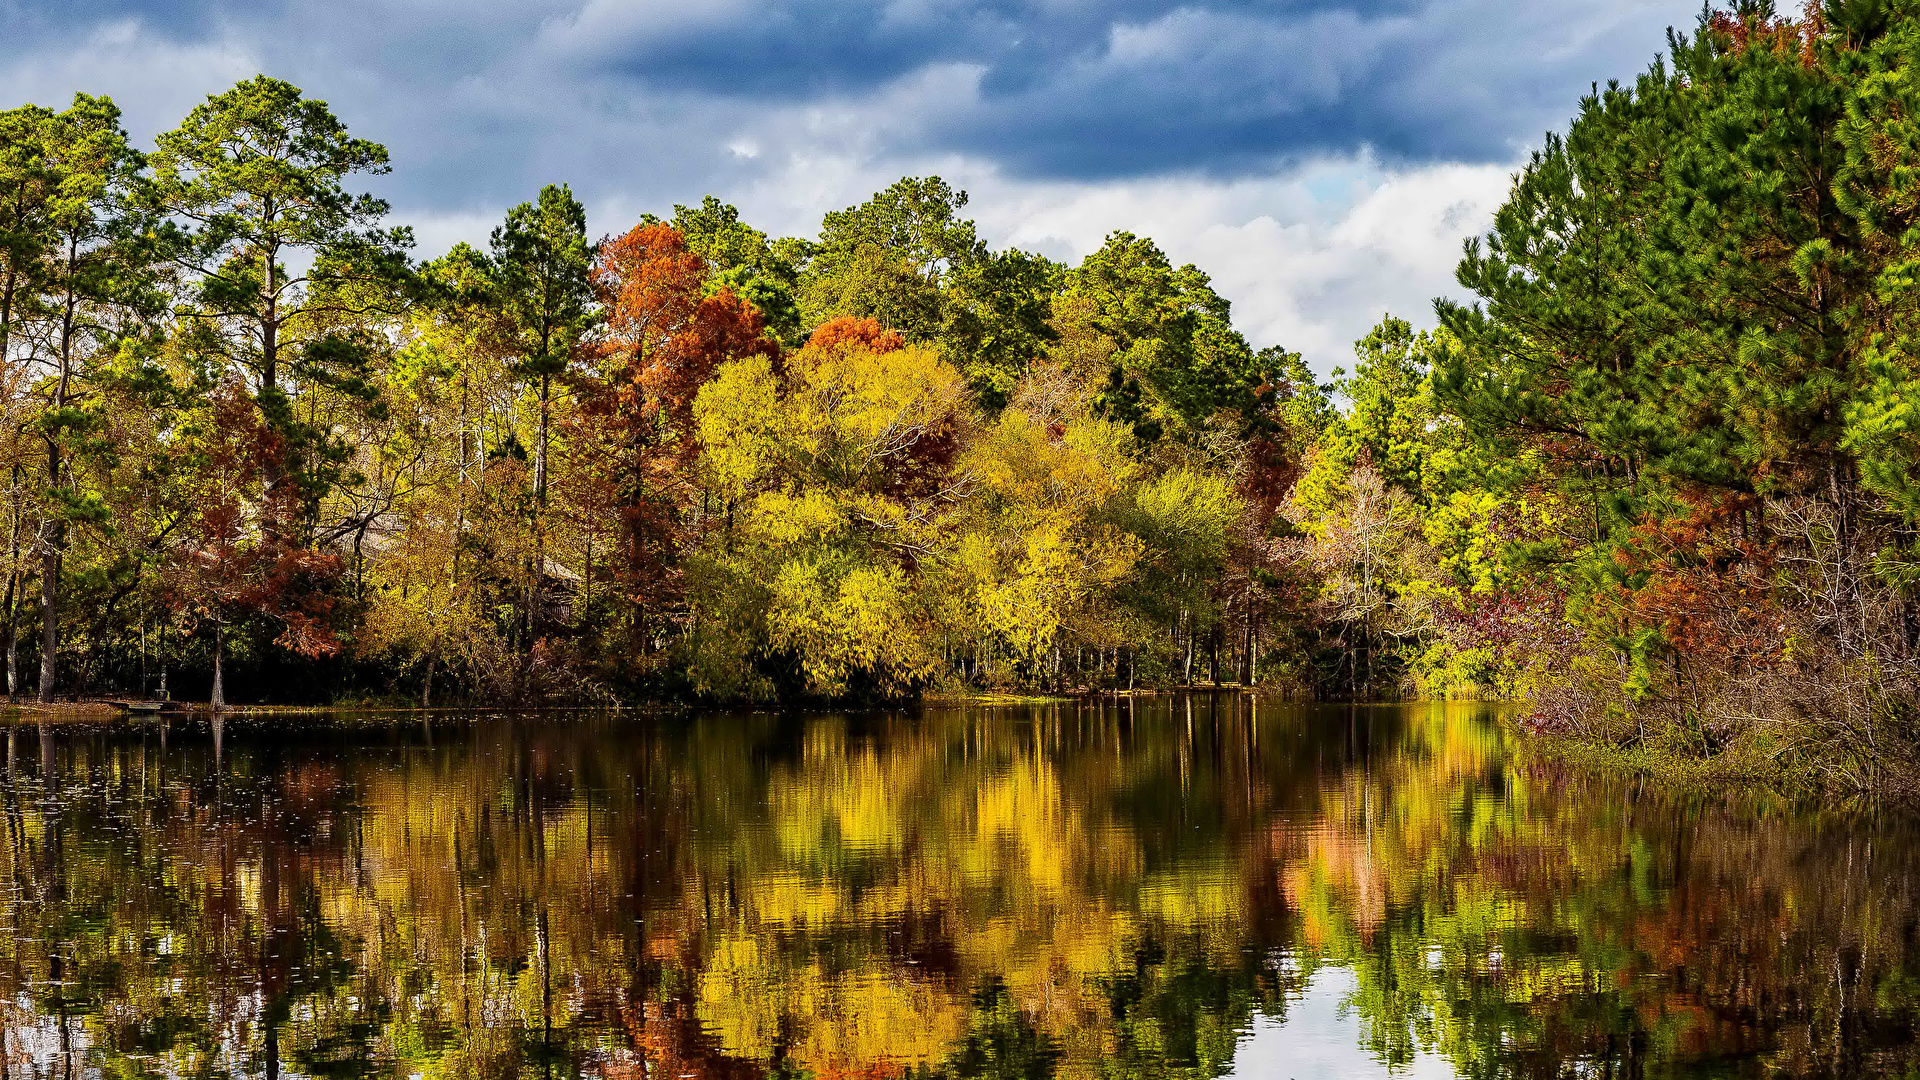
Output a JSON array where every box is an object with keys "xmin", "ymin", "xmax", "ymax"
[
  {"xmin": 936, "ymin": 363, "xmax": 1146, "ymax": 685},
  {"xmin": 354, "ymin": 245, "xmax": 529, "ymax": 701},
  {"xmin": 686, "ymin": 318, "xmax": 968, "ymax": 698}
]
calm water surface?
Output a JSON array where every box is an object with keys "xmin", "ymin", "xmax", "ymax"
[{"xmin": 1, "ymin": 699, "xmax": 1916, "ymax": 1078}]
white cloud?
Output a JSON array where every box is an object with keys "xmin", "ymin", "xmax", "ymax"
[
  {"xmin": 538, "ymin": 0, "xmax": 763, "ymax": 59},
  {"xmin": 971, "ymin": 157, "xmax": 1513, "ymax": 376},
  {"xmin": 1098, "ymin": 7, "xmax": 1376, "ymax": 110},
  {"xmin": 390, "ymin": 207, "xmax": 508, "ymax": 261},
  {"xmin": 710, "ymin": 147, "xmax": 1514, "ymax": 378},
  {"xmin": 0, "ymin": 19, "xmax": 258, "ymax": 140}
]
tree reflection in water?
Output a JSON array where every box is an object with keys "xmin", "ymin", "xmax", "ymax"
[{"xmin": 0, "ymin": 700, "xmax": 1916, "ymax": 1078}]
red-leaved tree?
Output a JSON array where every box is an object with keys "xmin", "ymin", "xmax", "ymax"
[
  {"xmin": 569, "ymin": 223, "xmax": 778, "ymax": 664},
  {"xmin": 163, "ymin": 378, "xmax": 343, "ymax": 706}
]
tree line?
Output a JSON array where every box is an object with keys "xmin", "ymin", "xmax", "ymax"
[
  {"xmin": 0, "ymin": 76, "xmax": 1325, "ymax": 707},
  {"xmin": 5, "ymin": 1, "xmax": 1920, "ymax": 794}
]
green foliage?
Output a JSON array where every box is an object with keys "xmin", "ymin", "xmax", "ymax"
[
  {"xmin": 0, "ymin": 105, "xmax": 1338, "ymax": 704},
  {"xmin": 1404, "ymin": 3, "xmax": 1920, "ymax": 766},
  {"xmin": 796, "ymin": 177, "xmax": 1059, "ymax": 409},
  {"xmin": 1062, "ymin": 231, "xmax": 1284, "ymax": 445},
  {"xmin": 671, "ymin": 195, "xmax": 805, "ymax": 344},
  {"xmin": 150, "ymin": 76, "xmax": 409, "ymax": 522},
  {"xmin": 800, "ymin": 176, "xmax": 977, "ymax": 339},
  {"xmin": 1292, "ymin": 319, "xmax": 1446, "ymax": 525},
  {"xmin": 490, "ymin": 183, "xmax": 593, "ymax": 383},
  {"xmin": 48, "ymin": 20, "xmax": 1920, "ymax": 739}
]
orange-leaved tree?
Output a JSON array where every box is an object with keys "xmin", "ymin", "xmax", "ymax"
[{"xmin": 571, "ymin": 222, "xmax": 778, "ymax": 668}]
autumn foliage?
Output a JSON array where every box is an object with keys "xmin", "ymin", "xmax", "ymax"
[{"xmin": 590, "ymin": 223, "xmax": 777, "ymax": 433}]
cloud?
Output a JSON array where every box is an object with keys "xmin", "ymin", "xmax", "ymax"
[
  {"xmin": 0, "ymin": 18, "xmax": 258, "ymax": 140},
  {"xmin": 1, "ymin": 0, "xmax": 1701, "ymax": 199},
  {"xmin": 534, "ymin": 0, "xmax": 1699, "ymax": 179},
  {"xmin": 937, "ymin": 0, "xmax": 1697, "ymax": 176},
  {"xmin": 700, "ymin": 149, "xmax": 1512, "ymax": 375},
  {"xmin": 1, "ymin": 0, "xmax": 1688, "ymax": 374}
]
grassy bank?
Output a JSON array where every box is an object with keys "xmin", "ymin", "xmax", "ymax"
[{"xmin": 1527, "ymin": 720, "xmax": 1920, "ymax": 810}]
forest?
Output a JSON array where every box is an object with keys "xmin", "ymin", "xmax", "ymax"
[{"xmin": 3, "ymin": 3, "xmax": 1920, "ymax": 793}]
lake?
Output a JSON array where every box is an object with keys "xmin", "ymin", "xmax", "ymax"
[{"xmin": 1, "ymin": 698, "xmax": 1915, "ymax": 1078}]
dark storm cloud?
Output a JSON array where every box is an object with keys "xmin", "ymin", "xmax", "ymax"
[
  {"xmin": 542, "ymin": 0, "xmax": 1697, "ymax": 178},
  {"xmin": 1, "ymin": 0, "xmax": 1701, "ymax": 203},
  {"xmin": 561, "ymin": 0, "xmax": 1416, "ymax": 99}
]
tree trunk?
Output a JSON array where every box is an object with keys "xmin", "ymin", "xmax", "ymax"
[
  {"xmin": 38, "ymin": 263, "xmax": 75, "ymax": 706},
  {"xmin": 1238, "ymin": 612, "xmax": 1254, "ymax": 686},
  {"xmin": 1209, "ymin": 624, "xmax": 1221, "ymax": 686},
  {"xmin": 1182, "ymin": 609, "xmax": 1195, "ymax": 684},
  {"xmin": 37, "ymin": 545, "xmax": 57, "ymax": 703},
  {"xmin": 3, "ymin": 566, "xmax": 16, "ymax": 700},
  {"xmin": 535, "ymin": 373, "xmax": 551, "ymax": 507},
  {"xmin": 262, "ymin": 237, "xmax": 278, "ymax": 399},
  {"xmin": 1363, "ymin": 634, "xmax": 1372, "ymax": 699},
  {"xmin": 210, "ymin": 626, "xmax": 225, "ymax": 710},
  {"xmin": 257, "ymin": 234, "xmax": 289, "ymax": 538},
  {"xmin": 0, "ymin": 270, "xmax": 20, "ymax": 695}
]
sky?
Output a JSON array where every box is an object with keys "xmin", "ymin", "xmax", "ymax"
[{"xmin": 0, "ymin": 0, "xmax": 1701, "ymax": 374}]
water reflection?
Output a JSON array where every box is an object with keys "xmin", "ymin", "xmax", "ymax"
[{"xmin": 0, "ymin": 699, "xmax": 1915, "ymax": 1078}]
